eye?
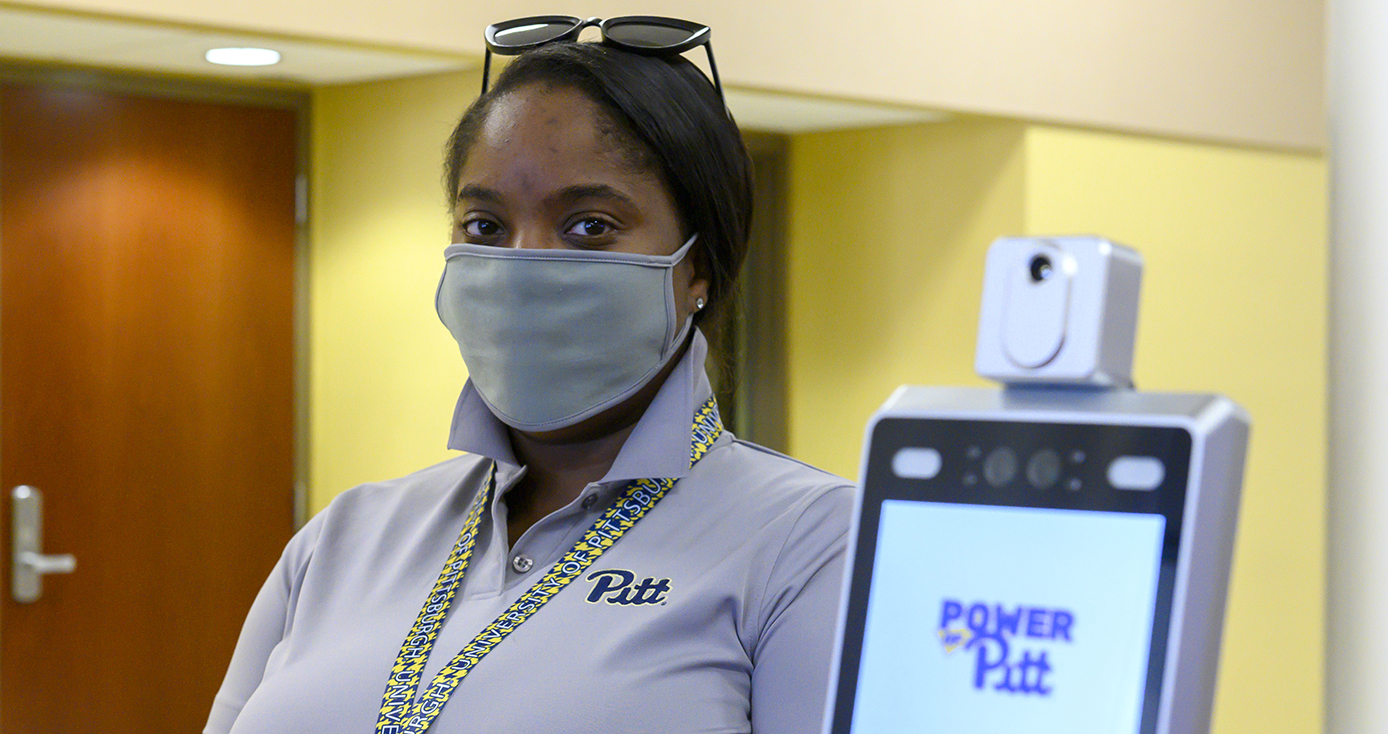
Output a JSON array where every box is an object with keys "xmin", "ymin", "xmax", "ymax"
[
  {"xmin": 458, "ymin": 217, "xmax": 503, "ymax": 241},
  {"xmin": 565, "ymin": 217, "xmax": 616, "ymax": 239}
]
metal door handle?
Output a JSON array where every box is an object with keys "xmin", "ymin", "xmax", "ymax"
[
  {"xmin": 18, "ymin": 550, "xmax": 77, "ymax": 575},
  {"xmin": 11, "ymin": 485, "xmax": 76, "ymax": 603}
]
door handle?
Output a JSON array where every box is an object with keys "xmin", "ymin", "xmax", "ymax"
[{"xmin": 11, "ymin": 485, "xmax": 76, "ymax": 603}]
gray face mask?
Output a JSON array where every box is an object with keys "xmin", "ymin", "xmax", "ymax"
[{"xmin": 435, "ymin": 235, "xmax": 697, "ymax": 432}]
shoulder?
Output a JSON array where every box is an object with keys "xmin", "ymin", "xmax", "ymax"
[
  {"xmin": 289, "ymin": 453, "xmax": 494, "ymax": 562},
  {"xmin": 319, "ymin": 453, "xmax": 491, "ymax": 519},
  {"xmin": 682, "ymin": 439, "xmax": 856, "ymax": 638},
  {"xmin": 692, "ymin": 436, "xmax": 856, "ymax": 521},
  {"xmin": 674, "ymin": 436, "xmax": 857, "ymax": 578}
]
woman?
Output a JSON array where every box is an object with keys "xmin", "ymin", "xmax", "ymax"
[{"xmin": 206, "ymin": 18, "xmax": 852, "ymax": 734}]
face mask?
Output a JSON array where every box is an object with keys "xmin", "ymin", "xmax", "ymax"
[{"xmin": 435, "ymin": 235, "xmax": 697, "ymax": 432}]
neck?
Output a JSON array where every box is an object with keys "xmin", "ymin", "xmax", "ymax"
[
  {"xmin": 502, "ymin": 414, "xmax": 638, "ymax": 547},
  {"xmin": 509, "ymin": 419, "xmax": 635, "ymax": 494},
  {"xmin": 501, "ymin": 336, "xmax": 691, "ymax": 544}
]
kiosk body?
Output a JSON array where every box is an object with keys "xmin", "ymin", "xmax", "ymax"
[{"xmin": 824, "ymin": 386, "xmax": 1249, "ymax": 734}]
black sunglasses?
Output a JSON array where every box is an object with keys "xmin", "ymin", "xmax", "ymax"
[{"xmin": 481, "ymin": 15, "xmax": 724, "ymax": 105}]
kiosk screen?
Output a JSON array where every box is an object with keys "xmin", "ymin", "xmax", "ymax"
[{"xmin": 830, "ymin": 418, "xmax": 1192, "ymax": 734}]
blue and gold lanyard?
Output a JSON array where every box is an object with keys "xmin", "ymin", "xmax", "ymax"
[{"xmin": 375, "ymin": 398, "xmax": 723, "ymax": 734}]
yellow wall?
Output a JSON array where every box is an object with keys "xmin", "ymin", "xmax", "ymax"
[
  {"xmin": 788, "ymin": 123, "xmax": 1327, "ymax": 732},
  {"xmin": 786, "ymin": 118, "xmax": 1026, "ymax": 472},
  {"xmin": 308, "ymin": 69, "xmax": 478, "ymax": 512},
  {"xmin": 1022, "ymin": 126, "xmax": 1327, "ymax": 733}
]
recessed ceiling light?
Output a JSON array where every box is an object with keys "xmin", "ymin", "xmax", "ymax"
[{"xmin": 205, "ymin": 47, "xmax": 281, "ymax": 67}]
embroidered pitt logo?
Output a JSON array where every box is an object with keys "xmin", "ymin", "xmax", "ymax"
[{"xmin": 584, "ymin": 569, "xmax": 671, "ymax": 606}]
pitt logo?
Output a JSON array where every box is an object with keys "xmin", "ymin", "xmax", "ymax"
[
  {"xmin": 937, "ymin": 599, "xmax": 1075, "ymax": 696},
  {"xmin": 584, "ymin": 569, "xmax": 671, "ymax": 606}
]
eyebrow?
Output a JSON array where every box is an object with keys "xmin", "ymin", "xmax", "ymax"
[
  {"xmin": 455, "ymin": 184, "xmax": 502, "ymax": 203},
  {"xmin": 455, "ymin": 182, "xmax": 642, "ymax": 212},
  {"xmin": 548, "ymin": 184, "xmax": 640, "ymax": 211}
]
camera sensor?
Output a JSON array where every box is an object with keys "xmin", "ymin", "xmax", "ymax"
[
  {"xmin": 1026, "ymin": 449, "xmax": 1062, "ymax": 489},
  {"xmin": 983, "ymin": 447, "xmax": 1018, "ymax": 487}
]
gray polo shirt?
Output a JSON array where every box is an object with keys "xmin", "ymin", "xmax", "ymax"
[{"xmin": 205, "ymin": 331, "xmax": 853, "ymax": 734}]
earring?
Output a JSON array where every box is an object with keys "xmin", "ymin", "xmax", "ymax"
[{"xmin": 695, "ymin": 297, "xmax": 705, "ymax": 311}]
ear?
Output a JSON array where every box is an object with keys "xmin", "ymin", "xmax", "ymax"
[
  {"xmin": 686, "ymin": 244, "xmax": 712, "ymax": 315},
  {"xmin": 688, "ymin": 277, "xmax": 710, "ymax": 314}
]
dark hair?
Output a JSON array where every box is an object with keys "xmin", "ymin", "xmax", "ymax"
[{"xmin": 444, "ymin": 42, "xmax": 753, "ymax": 324}]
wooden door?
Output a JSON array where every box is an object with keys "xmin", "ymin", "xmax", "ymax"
[{"xmin": 0, "ymin": 82, "xmax": 297, "ymax": 732}]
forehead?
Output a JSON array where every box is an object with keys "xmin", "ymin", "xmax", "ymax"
[{"xmin": 458, "ymin": 84, "xmax": 663, "ymax": 200}]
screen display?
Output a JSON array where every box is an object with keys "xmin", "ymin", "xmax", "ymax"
[
  {"xmin": 848, "ymin": 501, "xmax": 1166, "ymax": 734},
  {"xmin": 829, "ymin": 416, "xmax": 1193, "ymax": 734}
]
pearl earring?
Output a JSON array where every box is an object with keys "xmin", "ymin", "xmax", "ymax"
[{"xmin": 695, "ymin": 297, "xmax": 705, "ymax": 311}]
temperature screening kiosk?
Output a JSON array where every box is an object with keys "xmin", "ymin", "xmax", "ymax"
[{"xmin": 824, "ymin": 237, "xmax": 1249, "ymax": 734}]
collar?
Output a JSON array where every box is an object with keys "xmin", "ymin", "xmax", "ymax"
[{"xmin": 447, "ymin": 328, "xmax": 715, "ymax": 483}]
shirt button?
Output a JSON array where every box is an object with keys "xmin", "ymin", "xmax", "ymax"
[
  {"xmin": 511, "ymin": 554, "xmax": 534, "ymax": 574},
  {"xmin": 581, "ymin": 494, "xmax": 599, "ymax": 510}
]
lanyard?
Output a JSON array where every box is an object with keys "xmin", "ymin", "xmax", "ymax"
[{"xmin": 376, "ymin": 398, "xmax": 723, "ymax": 734}]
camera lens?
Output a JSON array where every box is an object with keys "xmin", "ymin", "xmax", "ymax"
[
  {"xmin": 983, "ymin": 447, "xmax": 1018, "ymax": 487},
  {"xmin": 1029, "ymin": 255, "xmax": 1053, "ymax": 283},
  {"xmin": 1026, "ymin": 449, "xmax": 1062, "ymax": 489}
]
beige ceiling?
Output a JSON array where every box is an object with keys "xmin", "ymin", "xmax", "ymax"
[
  {"xmin": 0, "ymin": 5, "xmax": 471, "ymax": 84},
  {"xmin": 0, "ymin": 5, "xmax": 946, "ymax": 131}
]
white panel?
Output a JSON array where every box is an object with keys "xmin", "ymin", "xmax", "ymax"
[
  {"xmin": 891, "ymin": 448, "xmax": 943, "ymax": 480},
  {"xmin": 1106, "ymin": 456, "xmax": 1164, "ymax": 491},
  {"xmin": 1329, "ymin": 0, "xmax": 1388, "ymax": 731}
]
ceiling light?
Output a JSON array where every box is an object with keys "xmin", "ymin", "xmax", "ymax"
[{"xmin": 205, "ymin": 47, "xmax": 281, "ymax": 67}]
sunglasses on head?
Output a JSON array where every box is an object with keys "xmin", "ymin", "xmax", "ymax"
[{"xmin": 481, "ymin": 15, "xmax": 724, "ymax": 106}]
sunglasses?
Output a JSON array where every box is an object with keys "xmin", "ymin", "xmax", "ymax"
[{"xmin": 482, "ymin": 15, "xmax": 724, "ymax": 106}]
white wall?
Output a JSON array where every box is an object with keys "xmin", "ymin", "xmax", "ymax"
[{"xmin": 1327, "ymin": 0, "xmax": 1388, "ymax": 730}]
